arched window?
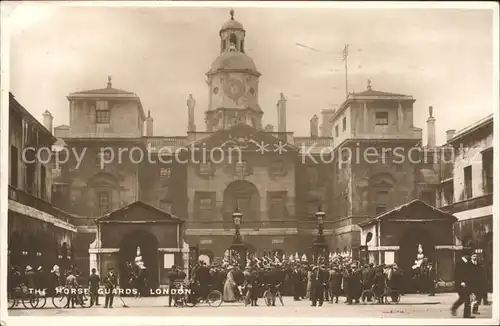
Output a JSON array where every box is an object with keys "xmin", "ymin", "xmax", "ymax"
[
  {"xmin": 229, "ymin": 34, "xmax": 238, "ymax": 51},
  {"xmin": 240, "ymin": 40, "xmax": 245, "ymax": 53}
]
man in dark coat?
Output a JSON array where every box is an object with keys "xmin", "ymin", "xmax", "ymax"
[
  {"xmin": 310, "ymin": 265, "xmax": 328, "ymax": 307},
  {"xmin": 328, "ymin": 265, "xmax": 342, "ymax": 303},
  {"xmin": 350, "ymin": 264, "xmax": 362, "ymax": 304},
  {"xmin": 361, "ymin": 264, "xmax": 374, "ymax": 302},
  {"xmin": 167, "ymin": 265, "xmax": 179, "ymax": 307},
  {"xmin": 424, "ymin": 261, "xmax": 436, "ymax": 296},
  {"xmin": 451, "ymin": 251, "xmax": 475, "ymax": 318},
  {"xmin": 103, "ymin": 268, "xmax": 117, "ymax": 308},
  {"xmin": 291, "ymin": 265, "xmax": 302, "ymax": 301},
  {"xmin": 89, "ymin": 268, "xmax": 101, "ymax": 306},
  {"xmin": 471, "ymin": 253, "xmax": 486, "ymax": 315},
  {"xmin": 248, "ymin": 267, "xmax": 261, "ymax": 306},
  {"xmin": 194, "ymin": 261, "xmax": 211, "ymax": 300}
]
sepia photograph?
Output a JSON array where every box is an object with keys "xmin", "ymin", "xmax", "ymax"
[{"xmin": 0, "ymin": 1, "xmax": 498, "ymax": 325}]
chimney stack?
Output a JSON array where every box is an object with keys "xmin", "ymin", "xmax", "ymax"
[
  {"xmin": 187, "ymin": 94, "xmax": 196, "ymax": 132},
  {"xmin": 277, "ymin": 93, "xmax": 287, "ymax": 133},
  {"xmin": 426, "ymin": 106, "xmax": 436, "ymax": 149},
  {"xmin": 310, "ymin": 115, "xmax": 319, "ymax": 138},
  {"xmin": 446, "ymin": 129, "xmax": 456, "ymax": 142},
  {"xmin": 264, "ymin": 124, "xmax": 274, "ymax": 132},
  {"xmin": 43, "ymin": 110, "xmax": 53, "ymax": 134},
  {"xmin": 320, "ymin": 109, "xmax": 336, "ymax": 137},
  {"xmin": 146, "ymin": 110, "xmax": 154, "ymax": 136}
]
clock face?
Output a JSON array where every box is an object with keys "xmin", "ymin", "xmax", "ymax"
[{"xmin": 224, "ymin": 78, "xmax": 244, "ymax": 100}]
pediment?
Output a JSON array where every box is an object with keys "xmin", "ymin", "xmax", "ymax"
[
  {"xmin": 381, "ymin": 200, "xmax": 457, "ymax": 221},
  {"xmin": 359, "ymin": 200, "xmax": 457, "ymax": 227},
  {"xmin": 191, "ymin": 123, "xmax": 297, "ymax": 153},
  {"xmin": 95, "ymin": 201, "xmax": 182, "ymax": 223}
]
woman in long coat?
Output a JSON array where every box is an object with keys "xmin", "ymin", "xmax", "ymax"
[{"xmin": 223, "ymin": 267, "xmax": 237, "ymax": 302}]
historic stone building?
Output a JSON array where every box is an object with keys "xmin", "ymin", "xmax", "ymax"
[
  {"xmin": 9, "ymin": 10, "xmax": 477, "ymax": 285},
  {"xmin": 437, "ymin": 114, "xmax": 494, "ymax": 290},
  {"xmin": 7, "ymin": 93, "xmax": 77, "ymax": 274}
]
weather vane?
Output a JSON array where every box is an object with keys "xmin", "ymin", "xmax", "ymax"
[{"xmin": 230, "ymin": 8, "xmax": 234, "ymax": 20}]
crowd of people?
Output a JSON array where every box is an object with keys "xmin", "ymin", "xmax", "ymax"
[
  {"xmin": 188, "ymin": 252, "xmax": 410, "ymax": 306},
  {"xmin": 8, "ymin": 249, "xmax": 490, "ymax": 316}
]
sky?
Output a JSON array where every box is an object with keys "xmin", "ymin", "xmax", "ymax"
[{"xmin": 6, "ymin": 2, "xmax": 495, "ymax": 145}]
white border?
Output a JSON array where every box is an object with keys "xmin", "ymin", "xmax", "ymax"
[{"xmin": 1, "ymin": 1, "xmax": 499, "ymax": 326}]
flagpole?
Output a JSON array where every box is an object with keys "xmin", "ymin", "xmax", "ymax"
[{"xmin": 342, "ymin": 44, "xmax": 349, "ymax": 100}]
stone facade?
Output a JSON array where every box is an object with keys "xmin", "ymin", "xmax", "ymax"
[
  {"xmin": 437, "ymin": 114, "xmax": 494, "ymax": 290},
  {"xmin": 14, "ymin": 11, "xmax": 460, "ymax": 276},
  {"xmin": 8, "ymin": 93, "xmax": 77, "ymax": 275}
]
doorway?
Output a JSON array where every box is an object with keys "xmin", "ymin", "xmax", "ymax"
[
  {"xmin": 119, "ymin": 230, "xmax": 159, "ymax": 289},
  {"xmin": 398, "ymin": 227, "xmax": 435, "ymax": 293}
]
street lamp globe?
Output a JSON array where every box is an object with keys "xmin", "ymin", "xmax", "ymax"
[
  {"xmin": 315, "ymin": 208, "xmax": 326, "ymax": 225},
  {"xmin": 232, "ymin": 208, "xmax": 243, "ymax": 226}
]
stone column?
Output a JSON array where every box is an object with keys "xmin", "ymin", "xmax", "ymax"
[
  {"xmin": 182, "ymin": 241, "xmax": 190, "ymax": 280},
  {"xmin": 397, "ymin": 102, "xmax": 404, "ymax": 129}
]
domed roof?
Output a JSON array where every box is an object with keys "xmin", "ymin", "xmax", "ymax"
[
  {"xmin": 220, "ymin": 9, "xmax": 244, "ymax": 31},
  {"xmin": 209, "ymin": 51, "xmax": 259, "ymax": 74},
  {"xmin": 221, "ymin": 19, "xmax": 244, "ymax": 31}
]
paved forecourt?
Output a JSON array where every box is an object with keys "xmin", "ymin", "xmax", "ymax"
[{"xmin": 8, "ymin": 293, "xmax": 493, "ymax": 319}]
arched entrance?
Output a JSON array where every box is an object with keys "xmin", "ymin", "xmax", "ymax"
[
  {"xmin": 119, "ymin": 230, "xmax": 159, "ymax": 289},
  {"xmin": 223, "ymin": 180, "xmax": 260, "ymax": 222},
  {"xmin": 398, "ymin": 227, "xmax": 435, "ymax": 293}
]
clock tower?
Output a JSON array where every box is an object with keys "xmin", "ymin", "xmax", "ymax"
[{"xmin": 205, "ymin": 9, "xmax": 263, "ymax": 132}]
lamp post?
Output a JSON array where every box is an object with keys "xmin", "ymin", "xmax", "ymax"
[
  {"xmin": 312, "ymin": 207, "xmax": 328, "ymax": 264},
  {"xmin": 230, "ymin": 208, "xmax": 246, "ymax": 267}
]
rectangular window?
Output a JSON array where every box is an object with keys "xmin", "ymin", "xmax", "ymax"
[
  {"xmin": 270, "ymin": 161, "xmax": 283, "ymax": 175},
  {"xmin": 199, "ymin": 162, "xmax": 213, "ymax": 175},
  {"xmin": 268, "ymin": 191, "xmax": 287, "ymax": 220},
  {"xmin": 375, "ymin": 190, "xmax": 390, "ymax": 214},
  {"xmin": 464, "ymin": 165, "xmax": 473, "ymax": 199},
  {"xmin": 10, "ymin": 145, "xmax": 18, "ymax": 187},
  {"xmin": 96, "ymin": 101, "xmax": 110, "ymax": 124},
  {"xmin": 235, "ymin": 161, "xmax": 248, "ymax": 175},
  {"xmin": 40, "ymin": 165, "xmax": 46, "ymax": 200},
  {"xmin": 335, "ymin": 125, "xmax": 339, "ymax": 137},
  {"xmin": 443, "ymin": 181, "xmax": 454, "ymax": 206},
  {"xmin": 482, "ymin": 149, "xmax": 493, "ymax": 194},
  {"xmin": 197, "ymin": 192, "xmax": 215, "ymax": 219},
  {"xmin": 160, "ymin": 167, "xmax": 172, "ymax": 178},
  {"xmin": 25, "ymin": 162, "xmax": 36, "ymax": 195},
  {"xmin": 420, "ymin": 190, "xmax": 435, "ymax": 207},
  {"xmin": 375, "ymin": 111, "xmax": 389, "ymax": 125},
  {"xmin": 342, "ymin": 117, "xmax": 347, "ymax": 131},
  {"xmin": 159, "ymin": 200, "xmax": 172, "ymax": 213},
  {"xmin": 97, "ymin": 191, "xmax": 111, "ymax": 216}
]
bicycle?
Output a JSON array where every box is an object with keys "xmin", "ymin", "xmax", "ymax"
[
  {"xmin": 184, "ymin": 282, "xmax": 223, "ymax": 307},
  {"xmin": 361, "ymin": 285, "xmax": 401, "ymax": 304},
  {"xmin": 30, "ymin": 289, "xmax": 48, "ymax": 309},
  {"xmin": 8, "ymin": 283, "xmax": 38, "ymax": 309},
  {"xmin": 262, "ymin": 283, "xmax": 284, "ymax": 306},
  {"xmin": 52, "ymin": 286, "xmax": 93, "ymax": 308}
]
